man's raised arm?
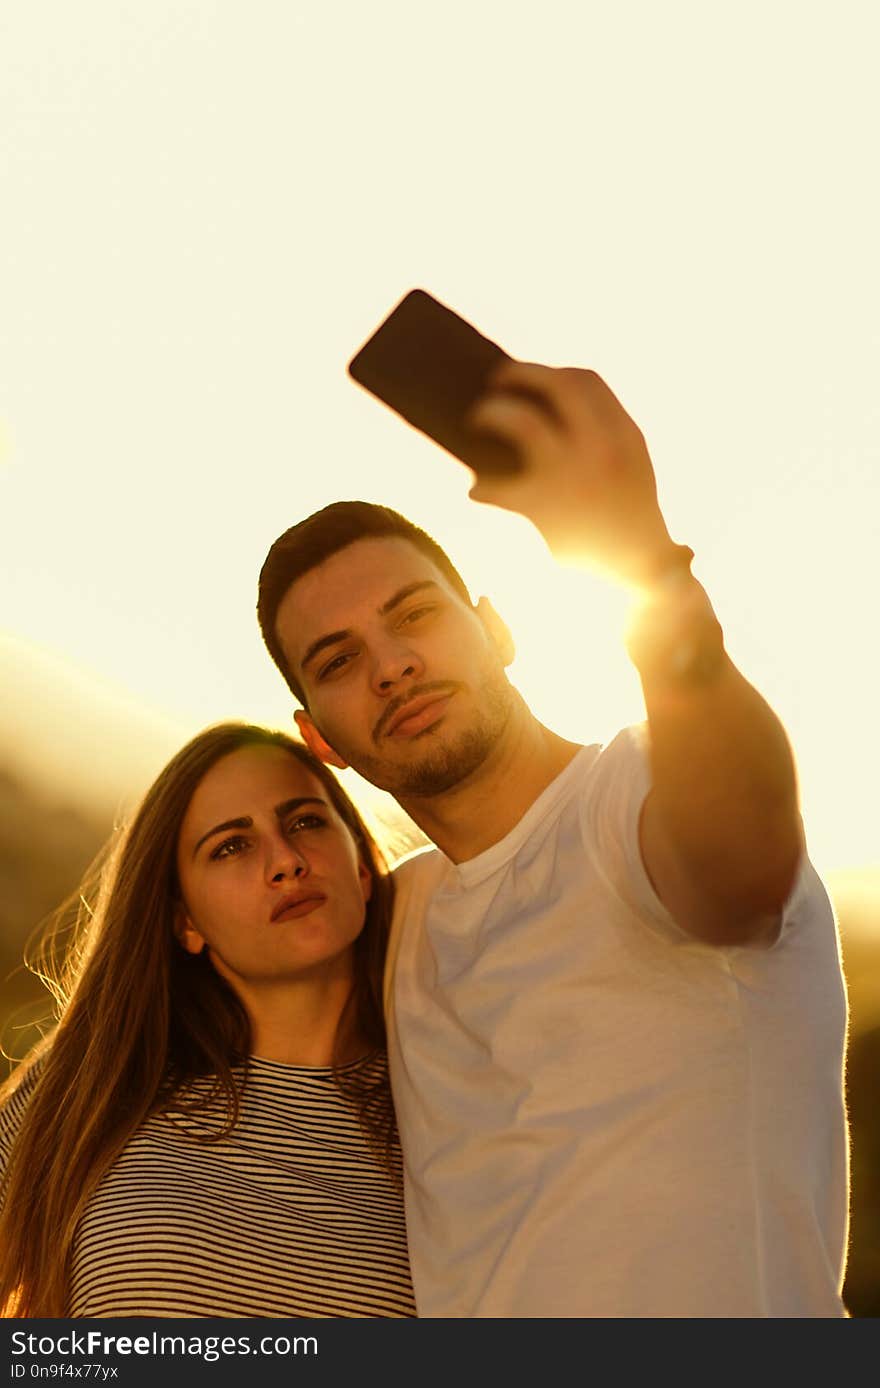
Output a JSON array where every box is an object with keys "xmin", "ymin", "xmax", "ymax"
[{"xmin": 466, "ymin": 362, "xmax": 803, "ymax": 946}]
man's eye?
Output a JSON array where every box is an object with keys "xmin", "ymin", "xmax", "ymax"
[
  {"xmin": 211, "ymin": 836, "xmax": 249, "ymax": 860},
  {"xmin": 400, "ymin": 605, "xmax": 435, "ymax": 626},
  {"xmin": 318, "ymin": 651, "xmax": 354, "ymax": 680}
]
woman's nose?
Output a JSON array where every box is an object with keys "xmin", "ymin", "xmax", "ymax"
[{"xmin": 268, "ymin": 836, "xmax": 309, "ymax": 882}]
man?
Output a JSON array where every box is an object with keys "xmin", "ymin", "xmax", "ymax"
[{"xmin": 256, "ymin": 362, "xmax": 849, "ymax": 1317}]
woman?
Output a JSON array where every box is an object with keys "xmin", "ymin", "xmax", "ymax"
[{"xmin": 0, "ymin": 722, "xmax": 415, "ymax": 1318}]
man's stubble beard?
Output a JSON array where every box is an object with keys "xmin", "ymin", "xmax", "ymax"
[{"xmin": 335, "ymin": 665, "xmax": 516, "ymax": 800}]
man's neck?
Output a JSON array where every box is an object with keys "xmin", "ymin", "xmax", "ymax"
[{"xmin": 397, "ymin": 697, "xmax": 582, "ymax": 863}]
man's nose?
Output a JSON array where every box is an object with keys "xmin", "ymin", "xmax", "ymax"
[{"xmin": 372, "ymin": 639, "xmax": 425, "ymax": 694}]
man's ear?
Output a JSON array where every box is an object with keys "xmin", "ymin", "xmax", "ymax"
[
  {"xmin": 294, "ymin": 709, "xmax": 349, "ymax": 769},
  {"xmin": 475, "ymin": 596, "xmax": 515, "ymax": 667},
  {"xmin": 174, "ymin": 906, "xmax": 207, "ymax": 957}
]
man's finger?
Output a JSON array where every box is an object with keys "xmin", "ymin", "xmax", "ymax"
[
  {"xmin": 467, "ymin": 474, "xmax": 528, "ymax": 509},
  {"xmin": 488, "ymin": 361, "xmax": 623, "ymax": 432},
  {"xmin": 488, "ymin": 359, "xmax": 560, "ymax": 391},
  {"xmin": 467, "ymin": 392, "xmax": 557, "ymax": 451}
]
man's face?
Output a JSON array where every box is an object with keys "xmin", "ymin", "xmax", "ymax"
[{"xmin": 274, "ymin": 537, "xmax": 515, "ymax": 799}]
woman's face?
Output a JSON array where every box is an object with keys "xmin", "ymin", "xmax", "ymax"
[{"xmin": 175, "ymin": 744, "xmax": 372, "ymax": 991}]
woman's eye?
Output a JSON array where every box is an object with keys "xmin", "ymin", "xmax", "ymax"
[
  {"xmin": 211, "ymin": 836, "xmax": 250, "ymax": 861},
  {"xmin": 286, "ymin": 814, "xmax": 326, "ymax": 834}
]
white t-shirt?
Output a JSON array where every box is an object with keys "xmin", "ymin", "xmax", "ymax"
[{"xmin": 384, "ymin": 725, "xmax": 850, "ymax": 1318}]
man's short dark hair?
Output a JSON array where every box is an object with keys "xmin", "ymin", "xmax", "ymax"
[{"xmin": 257, "ymin": 501, "xmax": 473, "ymax": 706}]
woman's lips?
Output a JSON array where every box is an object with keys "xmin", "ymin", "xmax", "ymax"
[{"xmin": 271, "ymin": 895, "xmax": 326, "ymax": 923}]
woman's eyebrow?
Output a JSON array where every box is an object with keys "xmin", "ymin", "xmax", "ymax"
[
  {"xmin": 273, "ymin": 796, "xmax": 327, "ymax": 821},
  {"xmin": 192, "ymin": 817, "xmax": 252, "ymax": 857}
]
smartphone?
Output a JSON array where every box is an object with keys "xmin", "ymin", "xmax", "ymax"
[{"xmin": 347, "ymin": 288, "xmax": 523, "ymax": 477}]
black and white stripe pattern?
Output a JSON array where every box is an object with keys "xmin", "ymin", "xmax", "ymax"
[{"xmin": 1, "ymin": 1053, "xmax": 415, "ymax": 1318}]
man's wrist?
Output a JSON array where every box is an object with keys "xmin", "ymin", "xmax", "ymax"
[
  {"xmin": 625, "ymin": 563, "xmax": 726, "ymax": 688},
  {"xmin": 630, "ymin": 542, "xmax": 696, "ymax": 591}
]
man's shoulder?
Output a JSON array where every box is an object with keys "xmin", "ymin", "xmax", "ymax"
[
  {"xmin": 384, "ymin": 846, "xmax": 446, "ymax": 1006},
  {"xmin": 391, "ymin": 842, "xmax": 444, "ymax": 888},
  {"xmin": 388, "ymin": 843, "xmax": 450, "ymax": 926},
  {"xmin": 594, "ymin": 720, "xmax": 649, "ymax": 764},
  {"xmin": 573, "ymin": 722, "xmax": 650, "ymax": 810}
]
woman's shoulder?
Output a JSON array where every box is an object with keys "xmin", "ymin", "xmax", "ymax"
[{"xmin": 0, "ymin": 1047, "xmax": 49, "ymax": 1178}]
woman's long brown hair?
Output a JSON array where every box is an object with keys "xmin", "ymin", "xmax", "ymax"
[{"xmin": 0, "ymin": 723, "xmax": 395, "ymax": 1317}]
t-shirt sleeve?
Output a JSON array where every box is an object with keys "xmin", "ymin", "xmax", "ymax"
[
  {"xmin": 578, "ymin": 721, "xmax": 824, "ymax": 952},
  {"xmin": 578, "ymin": 722, "xmax": 692, "ymax": 943}
]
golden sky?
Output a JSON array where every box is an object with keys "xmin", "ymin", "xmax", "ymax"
[{"xmin": 1, "ymin": 2, "xmax": 878, "ymax": 879}]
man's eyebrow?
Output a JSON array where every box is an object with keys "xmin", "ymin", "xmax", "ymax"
[
  {"xmin": 300, "ymin": 582, "xmax": 441, "ymax": 672},
  {"xmin": 192, "ymin": 797, "xmax": 327, "ymax": 857},
  {"xmin": 379, "ymin": 580, "xmax": 439, "ymax": 616},
  {"xmin": 301, "ymin": 629, "xmax": 351, "ymax": 672}
]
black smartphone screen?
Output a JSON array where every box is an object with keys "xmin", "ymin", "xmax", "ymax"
[{"xmin": 347, "ymin": 289, "xmax": 522, "ymax": 476}]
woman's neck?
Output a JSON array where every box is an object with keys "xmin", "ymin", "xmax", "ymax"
[{"xmin": 236, "ymin": 968, "xmax": 364, "ymax": 1067}]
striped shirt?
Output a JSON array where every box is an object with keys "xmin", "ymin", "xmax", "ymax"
[{"xmin": 0, "ymin": 1052, "xmax": 415, "ymax": 1318}]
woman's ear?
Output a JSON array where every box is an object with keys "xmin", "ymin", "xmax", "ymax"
[
  {"xmin": 174, "ymin": 906, "xmax": 207, "ymax": 956},
  {"xmin": 358, "ymin": 860, "xmax": 373, "ymax": 905},
  {"xmin": 294, "ymin": 710, "xmax": 348, "ymax": 769},
  {"xmin": 476, "ymin": 596, "xmax": 516, "ymax": 667}
]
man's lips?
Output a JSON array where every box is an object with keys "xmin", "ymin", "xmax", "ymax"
[
  {"xmin": 270, "ymin": 892, "xmax": 326, "ymax": 923},
  {"xmin": 384, "ymin": 692, "xmax": 454, "ymax": 738}
]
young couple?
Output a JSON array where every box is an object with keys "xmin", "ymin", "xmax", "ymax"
[{"xmin": 0, "ymin": 363, "xmax": 849, "ymax": 1318}]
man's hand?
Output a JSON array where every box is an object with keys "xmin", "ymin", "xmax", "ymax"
[{"xmin": 466, "ymin": 362, "xmax": 684, "ymax": 586}]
